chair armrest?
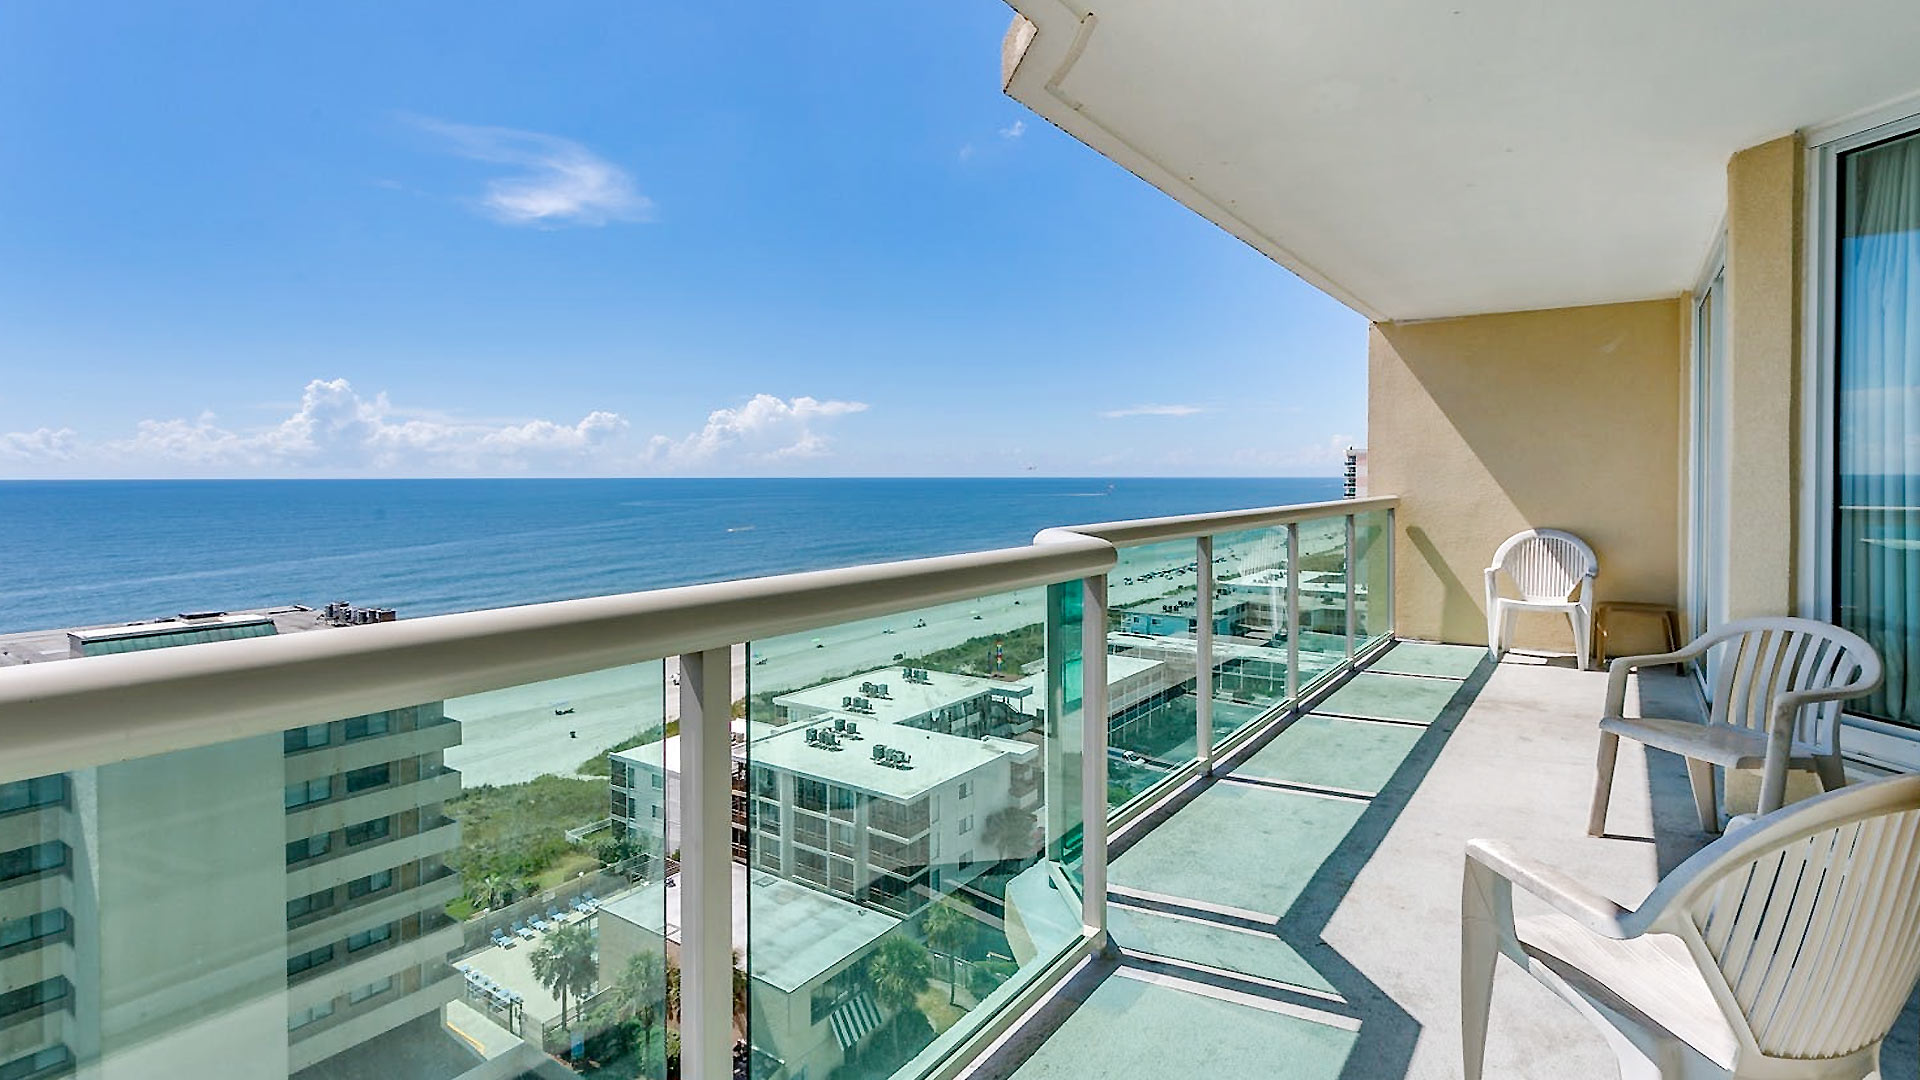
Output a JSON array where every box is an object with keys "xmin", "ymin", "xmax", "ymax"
[
  {"xmin": 1464, "ymin": 839, "xmax": 1634, "ymax": 940},
  {"xmin": 1604, "ymin": 640, "xmax": 1710, "ymax": 716}
]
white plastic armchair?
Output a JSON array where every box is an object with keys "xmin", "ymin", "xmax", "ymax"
[
  {"xmin": 1485, "ymin": 529, "xmax": 1599, "ymax": 670},
  {"xmin": 1589, "ymin": 617, "xmax": 1881, "ymax": 836},
  {"xmin": 1466, "ymin": 775, "xmax": 1920, "ymax": 1080}
]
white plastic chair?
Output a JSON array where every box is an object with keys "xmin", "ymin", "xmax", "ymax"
[
  {"xmin": 1465, "ymin": 774, "xmax": 1920, "ymax": 1080},
  {"xmin": 1485, "ymin": 529, "xmax": 1599, "ymax": 670},
  {"xmin": 1589, "ymin": 618, "xmax": 1882, "ymax": 835}
]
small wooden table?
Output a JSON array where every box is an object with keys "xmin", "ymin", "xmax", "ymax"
[{"xmin": 1592, "ymin": 601, "xmax": 1683, "ymax": 667}]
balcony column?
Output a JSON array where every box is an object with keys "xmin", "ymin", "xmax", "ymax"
[
  {"xmin": 1080, "ymin": 573, "xmax": 1109, "ymax": 947},
  {"xmin": 1195, "ymin": 536, "xmax": 1214, "ymax": 771},
  {"xmin": 1286, "ymin": 523, "xmax": 1301, "ymax": 703},
  {"xmin": 679, "ymin": 646, "xmax": 735, "ymax": 1080}
]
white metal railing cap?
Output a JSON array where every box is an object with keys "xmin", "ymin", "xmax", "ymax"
[{"xmin": 1036, "ymin": 494, "xmax": 1396, "ymax": 548}]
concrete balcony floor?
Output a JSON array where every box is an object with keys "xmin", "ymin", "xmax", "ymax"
[{"xmin": 968, "ymin": 641, "xmax": 1920, "ymax": 1080}]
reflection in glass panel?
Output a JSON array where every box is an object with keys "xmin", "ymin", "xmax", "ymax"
[
  {"xmin": 0, "ymin": 607, "xmax": 672, "ymax": 1076},
  {"xmin": 1352, "ymin": 509, "xmax": 1392, "ymax": 649},
  {"xmin": 746, "ymin": 584, "xmax": 1081, "ymax": 1080},
  {"xmin": 1296, "ymin": 515, "xmax": 1351, "ymax": 687},
  {"xmin": 1103, "ymin": 540, "xmax": 1204, "ymax": 807},
  {"xmin": 1210, "ymin": 525, "xmax": 1294, "ymax": 720},
  {"xmin": 1837, "ymin": 128, "xmax": 1920, "ymax": 727},
  {"xmin": 0, "ymin": 603, "xmax": 669, "ymax": 1079},
  {"xmin": 446, "ymin": 661, "xmax": 670, "ymax": 1076}
]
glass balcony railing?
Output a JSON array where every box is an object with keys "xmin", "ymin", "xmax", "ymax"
[{"xmin": 0, "ymin": 494, "xmax": 1393, "ymax": 1080}]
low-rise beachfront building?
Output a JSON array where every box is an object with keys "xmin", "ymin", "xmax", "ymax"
[
  {"xmin": 0, "ymin": 608, "xmax": 465, "ymax": 1080},
  {"xmin": 739, "ymin": 874, "xmax": 899, "ymax": 1080},
  {"xmin": 1115, "ymin": 598, "xmax": 1243, "ymax": 638},
  {"xmin": 610, "ymin": 721, "xmax": 762, "ymax": 868},
  {"xmin": 609, "ymin": 737, "xmax": 681, "ymax": 861},
  {"xmin": 595, "ymin": 871, "xmax": 898, "ymax": 1080},
  {"xmin": 746, "ymin": 713, "xmax": 1038, "ymax": 918}
]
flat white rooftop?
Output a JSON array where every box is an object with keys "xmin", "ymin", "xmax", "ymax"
[
  {"xmin": 1011, "ymin": 652, "xmax": 1167, "ymax": 707},
  {"xmin": 749, "ymin": 720, "xmax": 1034, "ymax": 802},
  {"xmin": 748, "ymin": 872, "xmax": 900, "ymax": 994},
  {"xmin": 0, "ymin": 605, "xmax": 326, "ymax": 667},
  {"xmin": 774, "ymin": 666, "xmax": 1015, "ymax": 726}
]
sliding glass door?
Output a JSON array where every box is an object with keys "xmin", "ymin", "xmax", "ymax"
[
  {"xmin": 1689, "ymin": 265, "xmax": 1728, "ymax": 647},
  {"xmin": 1835, "ymin": 126, "xmax": 1920, "ymax": 728}
]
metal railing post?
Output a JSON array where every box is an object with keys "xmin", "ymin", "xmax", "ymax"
[
  {"xmin": 1386, "ymin": 508, "xmax": 1398, "ymax": 640},
  {"xmin": 1080, "ymin": 574, "xmax": 1109, "ymax": 947},
  {"xmin": 1286, "ymin": 524, "xmax": 1300, "ymax": 704},
  {"xmin": 1195, "ymin": 536, "xmax": 1214, "ymax": 772},
  {"xmin": 1345, "ymin": 514, "xmax": 1358, "ymax": 659},
  {"xmin": 680, "ymin": 647, "xmax": 735, "ymax": 1080}
]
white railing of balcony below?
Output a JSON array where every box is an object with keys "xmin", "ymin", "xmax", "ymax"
[{"xmin": 0, "ymin": 493, "xmax": 1394, "ymax": 1080}]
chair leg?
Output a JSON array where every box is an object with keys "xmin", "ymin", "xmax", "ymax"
[
  {"xmin": 1486, "ymin": 599, "xmax": 1501, "ymax": 661},
  {"xmin": 1814, "ymin": 753, "xmax": 1847, "ymax": 793},
  {"xmin": 1588, "ymin": 732, "xmax": 1620, "ymax": 836},
  {"xmin": 1461, "ymin": 879, "xmax": 1501, "ymax": 1080},
  {"xmin": 1570, "ymin": 610, "xmax": 1591, "ymax": 671},
  {"xmin": 1686, "ymin": 758, "xmax": 1720, "ymax": 833}
]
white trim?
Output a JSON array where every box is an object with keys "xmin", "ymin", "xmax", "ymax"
[
  {"xmin": 1843, "ymin": 716, "xmax": 1920, "ymax": 773},
  {"xmin": 1803, "ymin": 106, "xmax": 1920, "ymax": 751},
  {"xmin": 1804, "ymin": 88, "xmax": 1920, "ymax": 149}
]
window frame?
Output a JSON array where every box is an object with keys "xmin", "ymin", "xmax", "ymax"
[{"xmin": 1804, "ymin": 103, "xmax": 1920, "ymax": 768}]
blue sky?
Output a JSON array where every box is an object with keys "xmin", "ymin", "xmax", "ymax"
[{"xmin": 0, "ymin": 2, "xmax": 1365, "ymax": 478}]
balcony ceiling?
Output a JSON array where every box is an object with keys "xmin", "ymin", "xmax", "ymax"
[{"xmin": 1002, "ymin": 0, "xmax": 1920, "ymax": 321}]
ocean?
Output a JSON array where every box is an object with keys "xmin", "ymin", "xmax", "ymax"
[{"xmin": 0, "ymin": 477, "xmax": 1340, "ymax": 635}]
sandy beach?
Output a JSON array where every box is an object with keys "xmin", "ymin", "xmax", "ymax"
[{"xmin": 441, "ymin": 519, "xmax": 1340, "ymax": 788}]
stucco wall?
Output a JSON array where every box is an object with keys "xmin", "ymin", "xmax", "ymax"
[
  {"xmin": 1370, "ymin": 298, "xmax": 1686, "ymax": 653},
  {"xmin": 1723, "ymin": 133, "xmax": 1805, "ymax": 617}
]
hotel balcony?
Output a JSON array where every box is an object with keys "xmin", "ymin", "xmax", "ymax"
[{"xmin": 8, "ymin": 3, "xmax": 1920, "ymax": 1080}]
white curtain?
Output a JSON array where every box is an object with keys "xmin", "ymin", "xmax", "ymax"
[{"xmin": 1838, "ymin": 131, "xmax": 1920, "ymax": 725}]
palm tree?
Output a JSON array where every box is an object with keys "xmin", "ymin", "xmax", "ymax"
[
  {"xmin": 922, "ymin": 899, "xmax": 973, "ymax": 1004},
  {"xmin": 982, "ymin": 806, "xmax": 1038, "ymax": 860},
  {"xmin": 731, "ymin": 948, "xmax": 747, "ymax": 1029},
  {"xmin": 529, "ymin": 922, "xmax": 598, "ymax": 1029},
  {"xmin": 611, "ymin": 950, "xmax": 668, "ymax": 1059},
  {"xmin": 472, "ymin": 872, "xmax": 511, "ymax": 911},
  {"xmin": 865, "ymin": 934, "xmax": 931, "ymax": 1054}
]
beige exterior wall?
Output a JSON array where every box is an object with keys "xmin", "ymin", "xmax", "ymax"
[
  {"xmin": 1370, "ymin": 298, "xmax": 1687, "ymax": 653},
  {"xmin": 1723, "ymin": 133, "xmax": 1806, "ymax": 618}
]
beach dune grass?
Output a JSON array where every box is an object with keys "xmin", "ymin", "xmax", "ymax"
[
  {"xmin": 446, "ymin": 774, "xmax": 608, "ymax": 906},
  {"xmin": 577, "ymin": 722, "xmax": 678, "ymax": 776}
]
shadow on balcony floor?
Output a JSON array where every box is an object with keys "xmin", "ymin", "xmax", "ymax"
[{"xmin": 961, "ymin": 641, "xmax": 1920, "ymax": 1080}]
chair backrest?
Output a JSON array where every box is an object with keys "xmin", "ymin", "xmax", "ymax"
[
  {"xmin": 1490, "ymin": 529, "xmax": 1597, "ymax": 602},
  {"xmin": 1645, "ymin": 776, "xmax": 1920, "ymax": 1063},
  {"xmin": 1696, "ymin": 617, "xmax": 1880, "ymax": 747}
]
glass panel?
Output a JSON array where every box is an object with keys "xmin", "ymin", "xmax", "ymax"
[
  {"xmin": 1296, "ymin": 515, "xmax": 1351, "ymax": 687},
  {"xmin": 1210, "ymin": 525, "xmax": 1294, "ymax": 721},
  {"xmin": 1352, "ymin": 509, "xmax": 1392, "ymax": 649},
  {"xmin": 1836, "ymin": 129, "xmax": 1920, "ymax": 727},
  {"xmin": 746, "ymin": 583, "xmax": 1082, "ymax": 1080},
  {"xmin": 0, "ymin": 655, "xmax": 668, "ymax": 1079},
  {"xmin": 1103, "ymin": 539, "xmax": 1205, "ymax": 808}
]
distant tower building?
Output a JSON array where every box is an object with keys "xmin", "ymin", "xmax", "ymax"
[{"xmin": 1344, "ymin": 447, "xmax": 1368, "ymax": 498}]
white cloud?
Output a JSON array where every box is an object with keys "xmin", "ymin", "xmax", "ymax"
[
  {"xmin": 957, "ymin": 143, "xmax": 976, "ymax": 162},
  {"xmin": 999, "ymin": 119, "xmax": 1027, "ymax": 140},
  {"xmin": 406, "ymin": 116, "xmax": 652, "ymax": 227},
  {"xmin": 0, "ymin": 427, "xmax": 78, "ymax": 461},
  {"xmin": 0, "ymin": 382, "xmax": 870, "ymax": 477},
  {"xmin": 647, "ymin": 394, "xmax": 869, "ymax": 467},
  {"xmin": 1099, "ymin": 404, "xmax": 1207, "ymax": 419}
]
